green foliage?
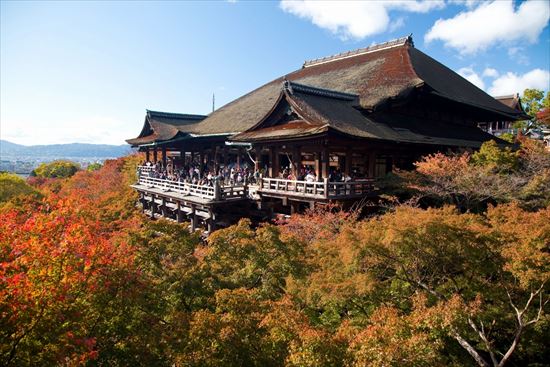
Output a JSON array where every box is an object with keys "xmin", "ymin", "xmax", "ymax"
[
  {"xmin": 522, "ymin": 88, "xmax": 550, "ymax": 129},
  {"xmin": 470, "ymin": 140, "xmax": 518, "ymax": 172},
  {"xmin": 86, "ymin": 162, "xmax": 102, "ymax": 171},
  {"xmin": 0, "ymin": 173, "xmax": 37, "ymax": 203},
  {"xmin": 32, "ymin": 160, "xmax": 80, "ymax": 178},
  {"xmin": 499, "ymin": 132, "xmax": 515, "ymax": 143},
  {"xmin": 1, "ymin": 152, "xmax": 548, "ymax": 366},
  {"xmin": 393, "ymin": 139, "xmax": 550, "ymax": 211},
  {"xmin": 522, "ymin": 88, "xmax": 545, "ymax": 117}
]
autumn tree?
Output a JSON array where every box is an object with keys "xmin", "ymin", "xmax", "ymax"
[
  {"xmin": 332, "ymin": 205, "xmax": 550, "ymax": 366},
  {"xmin": 31, "ymin": 160, "xmax": 80, "ymax": 178},
  {"xmin": 392, "ymin": 139, "xmax": 550, "ymax": 212},
  {"xmin": 0, "ymin": 173, "xmax": 38, "ymax": 204}
]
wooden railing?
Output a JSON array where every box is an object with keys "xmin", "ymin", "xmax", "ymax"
[
  {"xmin": 259, "ymin": 178, "xmax": 375, "ymax": 199},
  {"xmin": 137, "ymin": 167, "xmax": 247, "ymax": 201},
  {"xmin": 136, "ymin": 167, "xmax": 375, "ymax": 201}
]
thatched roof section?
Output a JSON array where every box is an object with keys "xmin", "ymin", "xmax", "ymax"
[
  {"xmin": 128, "ymin": 36, "xmax": 526, "ymax": 146},
  {"xmin": 233, "ymin": 81, "xmax": 499, "ymax": 148},
  {"xmin": 126, "ymin": 110, "xmax": 206, "ymax": 146}
]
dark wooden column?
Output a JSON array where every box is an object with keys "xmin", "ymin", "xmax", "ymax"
[
  {"xmin": 292, "ymin": 146, "xmax": 301, "ymax": 176},
  {"xmin": 268, "ymin": 147, "xmax": 275, "ymax": 177},
  {"xmin": 254, "ymin": 147, "xmax": 260, "ymax": 172},
  {"xmin": 344, "ymin": 148, "xmax": 352, "ymax": 176},
  {"xmin": 273, "ymin": 147, "xmax": 280, "ymax": 178},
  {"xmin": 368, "ymin": 151, "xmax": 376, "ymax": 178},
  {"xmin": 321, "ymin": 147, "xmax": 329, "ymax": 179},
  {"xmin": 199, "ymin": 149, "xmax": 204, "ymax": 171},
  {"xmin": 223, "ymin": 146, "xmax": 228, "ymax": 167},
  {"xmin": 314, "ymin": 152, "xmax": 321, "ymax": 180},
  {"xmin": 161, "ymin": 147, "xmax": 167, "ymax": 168},
  {"xmin": 145, "ymin": 148, "xmax": 150, "ymax": 162},
  {"xmin": 153, "ymin": 147, "xmax": 158, "ymax": 163},
  {"xmin": 236, "ymin": 147, "xmax": 241, "ymax": 169}
]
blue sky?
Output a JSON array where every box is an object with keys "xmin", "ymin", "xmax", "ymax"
[{"xmin": 1, "ymin": 0, "xmax": 549, "ymax": 145}]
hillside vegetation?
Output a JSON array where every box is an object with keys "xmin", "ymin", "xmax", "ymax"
[{"xmin": 0, "ymin": 141, "xmax": 548, "ymax": 367}]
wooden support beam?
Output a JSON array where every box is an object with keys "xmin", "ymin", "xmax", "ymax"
[
  {"xmin": 207, "ymin": 208, "xmax": 214, "ymax": 233},
  {"xmin": 236, "ymin": 147, "xmax": 241, "ymax": 169},
  {"xmin": 321, "ymin": 147, "xmax": 329, "ymax": 179},
  {"xmin": 161, "ymin": 197, "xmax": 167, "ymax": 217},
  {"xmin": 153, "ymin": 148, "xmax": 158, "ymax": 163},
  {"xmin": 190, "ymin": 205, "xmax": 196, "ymax": 232},
  {"xmin": 145, "ymin": 148, "xmax": 150, "ymax": 162},
  {"xmin": 368, "ymin": 151, "xmax": 376, "ymax": 178},
  {"xmin": 176, "ymin": 202, "xmax": 183, "ymax": 223},
  {"xmin": 292, "ymin": 146, "xmax": 301, "ymax": 176},
  {"xmin": 254, "ymin": 147, "xmax": 260, "ymax": 172},
  {"xmin": 273, "ymin": 147, "xmax": 280, "ymax": 178},
  {"xmin": 314, "ymin": 152, "xmax": 321, "ymax": 180},
  {"xmin": 150, "ymin": 195, "xmax": 156, "ymax": 219},
  {"xmin": 344, "ymin": 148, "xmax": 352, "ymax": 177},
  {"xmin": 223, "ymin": 146, "xmax": 228, "ymax": 167},
  {"xmin": 162, "ymin": 147, "xmax": 167, "ymax": 168}
]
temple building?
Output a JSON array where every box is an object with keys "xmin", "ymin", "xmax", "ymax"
[
  {"xmin": 478, "ymin": 93, "xmax": 527, "ymax": 136},
  {"xmin": 127, "ymin": 36, "xmax": 527, "ymax": 231}
]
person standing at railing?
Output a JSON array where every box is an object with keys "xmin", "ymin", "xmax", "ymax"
[{"xmin": 305, "ymin": 171, "xmax": 316, "ymax": 183}]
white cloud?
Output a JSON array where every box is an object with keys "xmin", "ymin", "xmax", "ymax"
[
  {"xmin": 448, "ymin": 0, "xmax": 483, "ymax": 9},
  {"xmin": 508, "ymin": 47, "xmax": 530, "ymax": 65},
  {"xmin": 457, "ymin": 67, "xmax": 485, "ymax": 89},
  {"xmin": 425, "ymin": 0, "xmax": 550, "ymax": 54},
  {"xmin": 488, "ymin": 68, "xmax": 550, "ymax": 96},
  {"xmin": 389, "ymin": 17, "xmax": 406, "ymax": 33},
  {"xmin": 482, "ymin": 67, "xmax": 499, "ymax": 78},
  {"xmin": 279, "ymin": 0, "xmax": 445, "ymax": 39}
]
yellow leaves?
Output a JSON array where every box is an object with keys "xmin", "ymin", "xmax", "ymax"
[
  {"xmin": 487, "ymin": 203, "xmax": 550, "ymax": 288},
  {"xmin": 346, "ymin": 304, "xmax": 445, "ymax": 367}
]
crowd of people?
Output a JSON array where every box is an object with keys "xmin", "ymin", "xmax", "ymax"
[
  {"xmin": 139, "ymin": 160, "xmax": 259, "ymax": 187},
  {"xmin": 139, "ymin": 160, "xmax": 356, "ymax": 188}
]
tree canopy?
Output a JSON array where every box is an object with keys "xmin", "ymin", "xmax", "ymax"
[
  {"xmin": 1, "ymin": 148, "xmax": 548, "ymax": 366},
  {"xmin": 31, "ymin": 160, "xmax": 80, "ymax": 178}
]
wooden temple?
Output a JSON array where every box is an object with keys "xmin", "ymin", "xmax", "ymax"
[{"xmin": 127, "ymin": 36, "xmax": 527, "ymax": 232}]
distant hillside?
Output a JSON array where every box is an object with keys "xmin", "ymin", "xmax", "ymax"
[{"xmin": 0, "ymin": 140, "xmax": 132, "ymax": 158}]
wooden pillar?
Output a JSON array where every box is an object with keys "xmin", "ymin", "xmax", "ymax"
[
  {"xmin": 344, "ymin": 148, "xmax": 352, "ymax": 177},
  {"xmin": 150, "ymin": 195, "xmax": 156, "ymax": 219},
  {"xmin": 213, "ymin": 146, "xmax": 219, "ymax": 172},
  {"xmin": 314, "ymin": 152, "xmax": 321, "ymax": 180},
  {"xmin": 321, "ymin": 147, "xmax": 329, "ymax": 179},
  {"xmin": 199, "ymin": 150, "xmax": 204, "ymax": 171},
  {"xmin": 236, "ymin": 148, "xmax": 241, "ymax": 169},
  {"xmin": 223, "ymin": 146, "xmax": 228, "ymax": 167},
  {"xmin": 254, "ymin": 147, "xmax": 260, "ymax": 172},
  {"xmin": 190, "ymin": 205, "xmax": 196, "ymax": 232},
  {"xmin": 161, "ymin": 197, "xmax": 167, "ymax": 217},
  {"xmin": 176, "ymin": 202, "xmax": 183, "ymax": 223},
  {"xmin": 191, "ymin": 151, "xmax": 195, "ymax": 165},
  {"xmin": 161, "ymin": 147, "xmax": 167, "ymax": 168},
  {"xmin": 268, "ymin": 147, "xmax": 276, "ymax": 178},
  {"xmin": 368, "ymin": 151, "xmax": 376, "ymax": 178},
  {"xmin": 145, "ymin": 148, "xmax": 150, "ymax": 162},
  {"xmin": 292, "ymin": 146, "xmax": 301, "ymax": 176},
  {"xmin": 153, "ymin": 147, "xmax": 158, "ymax": 163},
  {"xmin": 207, "ymin": 208, "xmax": 214, "ymax": 233}
]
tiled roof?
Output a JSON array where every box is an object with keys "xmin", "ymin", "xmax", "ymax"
[
  {"xmin": 126, "ymin": 110, "xmax": 207, "ymax": 146},
  {"xmin": 128, "ymin": 35, "xmax": 525, "ymax": 146}
]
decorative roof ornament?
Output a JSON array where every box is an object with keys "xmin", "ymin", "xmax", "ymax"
[{"xmin": 302, "ymin": 35, "xmax": 413, "ymax": 68}]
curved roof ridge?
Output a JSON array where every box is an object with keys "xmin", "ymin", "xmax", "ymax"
[
  {"xmin": 284, "ymin": 80, "xmax": 359, "ymax": 101},
  {"xmin": 302, "ymin": 35, "xmax": 412, "ymax": 68},
  {"xmin": 146, "ymin": 109, "xmax": 207, "ymax": 120}
]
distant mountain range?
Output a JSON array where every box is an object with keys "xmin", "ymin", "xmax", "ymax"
[{"xmin": 0, "ymin": 140, "xmax": 132, "ymax": 158}]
